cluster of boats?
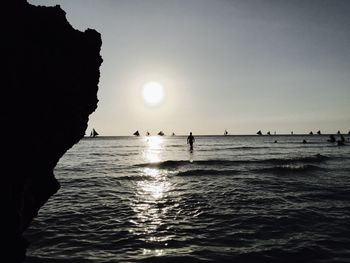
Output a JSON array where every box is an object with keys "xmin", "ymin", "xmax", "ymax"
[
  {"xmin": 133, "ymin": 130, "xmax": 175, "ymax": 136},
  {"xmin": 87, "ymin": 128, "xmax": 349, "ymax": 144},
  {"xmin": 256, "ymin": 130, "xmax": 349, "ymax": 136},
  {"xmin": 255, "ymin": 129, "xmax": 348, "ymax": 146}
]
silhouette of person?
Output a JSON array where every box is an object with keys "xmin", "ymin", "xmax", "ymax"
[
  {"xmin": 187, "ymin": 132, "xmax": 195, "ymax": 151},
  {"xmin": 340, "ymin": 134, "xmax": 345, "ymax": 142},
  {"xmin": 337, "ymin": 135, "xmax": 345, "ymax": 146},
  {"xmin": 328, "ymin": 135, "xmax": 336, "ymax": 143}
]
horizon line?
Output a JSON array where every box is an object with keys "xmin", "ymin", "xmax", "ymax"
[{"xmin": 84, "ymin": 133, "xmax": 349, "ymax": 137}]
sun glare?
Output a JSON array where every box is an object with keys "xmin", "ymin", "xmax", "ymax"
[{"xmin": 142, "ymin": 82, "xmax": 164, "ymax": 106}]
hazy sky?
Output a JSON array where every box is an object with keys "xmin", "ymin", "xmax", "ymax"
[{"xmin": 29, "ymin": 0, "xmax": 350, "ymax": 135}]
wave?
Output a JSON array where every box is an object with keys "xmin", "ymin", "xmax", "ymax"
[
  {"xmin": 200, "ymin": 146, "xmax": 271, "ymax": 151},
  {"xmin": 253, "ymin": 164, "xmax": 326, "ymax": 174},
  {"xmin": 176, "ymin": 164, "xmax": 325, "ymax": 177},
  {"xmin": 135, "ymin": 154, "xmax": 330, "ymax": 169},
  {"xmin": 176, "ymin": 169, "xmax": 241, "ymax": 177}
]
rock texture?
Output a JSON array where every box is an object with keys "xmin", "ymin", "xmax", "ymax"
[{"xmin": 3, "ymin": 1, "xmax": 102, "ymax": 261}]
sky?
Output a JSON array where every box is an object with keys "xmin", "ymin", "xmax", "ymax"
[{"xmin": 29, "ymin": 0, "xmax": 350, "ymax": 135}]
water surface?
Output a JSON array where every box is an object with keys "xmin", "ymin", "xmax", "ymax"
[{"xmin": 25, "ymin": 135, "xmax": 350, "ymax": 262}]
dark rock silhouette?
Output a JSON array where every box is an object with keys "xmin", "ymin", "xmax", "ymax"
[
  {"xmin": 4, "ymin": 1, "xmax": 102, "ymax": 261},
  {"xmin": 256, "ymin": 130, "xmax": 262, "ymax": 135}
]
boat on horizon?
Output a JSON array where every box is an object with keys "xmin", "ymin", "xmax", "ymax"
[
  {"xmin": 317, "ymin": 130, "xmax": 321, "ymax": 135},
  {"xmin": 224, "ymin": 130, "xmax": 228, "ymax": 136},
  {"xmin": 257, "ymin": 130, "xmax": 262, "ymax": 135},
  {"xmin": 90, "ymin": 128, "xmax": 99, "ymax": 137},
  {"xmin": 133, "ymin": 130, "xmax": 140, "ymax": 136},
  {"xmin": 309, "ymin": 131, "xmax": 313, "ymax": 135},
  {"xmin": 267, "ymin": 131, "xmax": 271, "ymax": 135},
  {"xmin": 158, "ymin": 131, "xmax": 165, "ymax": 136}
]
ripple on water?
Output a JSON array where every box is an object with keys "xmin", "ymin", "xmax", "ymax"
[{"xmin": 25, "ymin": 136, "xmax": 350, "ymax": 262}]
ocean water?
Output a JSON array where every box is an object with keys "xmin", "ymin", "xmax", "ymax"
[{"xmin": 25, "ymin": 135, "xmax": 350, "ymax": 262}]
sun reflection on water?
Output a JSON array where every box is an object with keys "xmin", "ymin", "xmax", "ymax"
[
  {"xmin": 130, "ymin": 135, "xmax": 172, "ymax": 257},
  {"xmin": 143, "ymin": 136, "xmax": 163, "ymax": 163}
]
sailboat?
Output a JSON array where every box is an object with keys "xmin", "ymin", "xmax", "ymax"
[
  {"xmin": 133, "ymin": 130, "xmax": 140, "ymax": 136},
  {"xmin": 158, "ymin": 131, "xmax": 164, "ymax": 136},
  {"xmin": 256, "ymin": 130, "xmax": 262, "ymax": 135},
  {"xmin": 90, "ymin": 128, "xmax": 99, "ymax": 137},
  {"xmin": 224, "ymin": 130, "xmax": 228, "ymax": 136},
  {"xmin": 146, "ymin": 131, "xmax": 150, "ymax": 136}
]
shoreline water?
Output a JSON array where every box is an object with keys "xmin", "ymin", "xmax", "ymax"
[{"xmin": 25, "ymin": 135, "xmax": 350, "ymax": 262}]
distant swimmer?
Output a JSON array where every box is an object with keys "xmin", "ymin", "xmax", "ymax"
[
  {"xmin": 327, "ymin": 135, "xmax": 336, "ymax": 143},
  {"xmin": 340, "ymin": 134, "xmax": 345, "ymax": 142},
  {"xmin": 187, "ymin": 132, "xmax": 195, "ymax": 151},
  {"xmin": 337, "ymin": 140, "xmax": 345, "ymax": 146},
  {"xmin": 337, "ymin": 134, "xmax": 345, "ymax": 146}
]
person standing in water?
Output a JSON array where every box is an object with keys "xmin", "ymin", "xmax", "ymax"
[{"xmin": 187, "ymin": 132, "xmax": 195, "ymax": 151}]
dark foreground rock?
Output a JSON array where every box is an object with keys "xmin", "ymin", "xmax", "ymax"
[{"xmin": 3, "ymin": 1, "xmax": 102, "ymax": 261}]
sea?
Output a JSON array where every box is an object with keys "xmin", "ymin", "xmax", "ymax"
[{"xmin": 25, "ymin": 135, "xmax": 350, "ymax": 263}]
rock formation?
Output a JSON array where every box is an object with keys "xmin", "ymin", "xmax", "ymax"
[{"xmin": 3, "ymin": 1, "xmax": 102, "ymax": 261}]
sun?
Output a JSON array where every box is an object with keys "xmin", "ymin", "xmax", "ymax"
[{"xmin": 142, "ymin": 82, "xmax": 164, "ymax": 106}]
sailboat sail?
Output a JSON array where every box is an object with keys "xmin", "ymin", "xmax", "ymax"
[{"xmin": 90, "ymin": 128, "xmax": 99, "ymax": 137}]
